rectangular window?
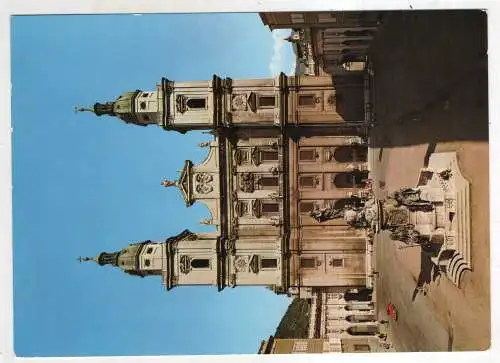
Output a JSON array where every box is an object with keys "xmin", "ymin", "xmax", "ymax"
[
  {"xmin": 330, "ymin": 258, "xmax": 344, "ymax": 267},
  {"xmin": 299, "ymin": 149, "xmax": 317, "ymax": 161},
  {"xmin": 187, "ymin": 98, "xmax": 206, "ymax": 109},
  {"xmin": 292, "ymin": 340, "xmax": 308, "ymax": 352},
  {"xmin": 258, "ymin": 177, "xmax": 279, "ymax": 189},
  {"xmin": 299, "ymin": 202, "xmax": 315, "ymax": 213},
  {"xmin": 299, "ymin": 176, "xmax": 318, "ymax": 188},
  {"xmin": 354, "ymin": 344, "xmax": 371, "ymax": 352},
  {"xmin": 300, "ymin": 257, "xmax": 317, "ymax": 269},
  {"xmin": 262, "ymin": 202, "xmax": 279, "ymax": 214},
  {"xmin": 298, "ymin": 94, "xmax": 316, "ymax": 107},
  {"xmin": 260, "ymin": 150, "xmax": 279, "ymax": 162},
  {"xmin": 259, "ymin": 96, "xmax": 276, "ymax": 108},
  {"xmin": 261, "ymin": 258, "xmax": 278, "ymax": 269}
]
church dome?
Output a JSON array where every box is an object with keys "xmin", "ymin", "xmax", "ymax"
[{"xmin": 90, "ymin": 90, "xmax": 142, "ymax": 124}]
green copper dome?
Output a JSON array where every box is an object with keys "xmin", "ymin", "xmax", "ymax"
[{"xmin": 79, "ymin": 90, "xmax": 142, "ymax": 125}]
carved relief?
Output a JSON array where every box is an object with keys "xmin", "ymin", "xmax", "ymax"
[
  {"xmin": 252, "ymin": 199, "xmax": 262, "ymax": 218},
  {"xmin": 225, "ymin": 238, "xmax": 236, "ymax": 256},
  {"xmin": 231, "ymin": 94, "xmax": 248, "ymax": 111},
  {"xmin": 249, "ymin": 255, "xmax": 260, "ymax": 274},
  {"xmin": 195, "ymin": 173, "xmax": 214, "ymax": 183},
  {"xmin": 196, "ymin": 183, "xmax": 213, "ymax": 194},
  {"xmin": 176, "ymin": 95, "xmax": 187, "ymax": 114},
  {"xmin": 269, "ymin": 166, "xmax": 281, "ymax": 175},
  {"xmin": 179, "ymin": 255, "xmax": 192, "ymax": 274},
  {"xmin": 234, "ymin": 256, "xmax": 249, "ymax": 272},
  {"xmin": 195, "ymin": 173, "xmax": 214, "ymax": 194},
  {"xmin": 327, "ymin": 94, "xmax": 336, "ymax": 105}
]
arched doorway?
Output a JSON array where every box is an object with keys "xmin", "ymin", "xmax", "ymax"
[
  {"xmin": 333, "ymin": 171, "xmax": 369, "ymax": 188},
  {"xmin": 345, "ymin": 303, "xmax": 373, "ymax": 312},
  {"xmin": 333, "ymin": 146, "xmax": 368, "ymax": 163},
  {"xmin": 344, "ymin": 288, "xmax": 373, "ymax": 302},
  {"xmin": 346, "ymin": 326, "xmax": 379, "ymax": 336},
  {"xmin": 346, "ymin": 314, "xmax": 376, "ymax": 323}
]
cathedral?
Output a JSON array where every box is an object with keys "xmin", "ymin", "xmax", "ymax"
[{"xmin": 77, "ymin": 70, "xmax": 373, "ymax": 296}]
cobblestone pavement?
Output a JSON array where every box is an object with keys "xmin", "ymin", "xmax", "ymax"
[{"xmin": 368, "ymin": 10, "xmax": 489, "ymax": 351}]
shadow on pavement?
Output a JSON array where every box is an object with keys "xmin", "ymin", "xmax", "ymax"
[{"xmin": 369, "ymin": 10, "xmax": 488, "ymax": 148}]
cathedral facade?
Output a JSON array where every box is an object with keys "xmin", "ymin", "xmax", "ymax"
[{"xmin": 78, "ymin": 71, "xmax": 371, "ymax": 297}]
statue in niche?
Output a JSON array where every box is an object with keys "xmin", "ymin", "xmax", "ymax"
[{"xmin": 239, "ymin": 173, "xmax": 255, "ymax": 193}]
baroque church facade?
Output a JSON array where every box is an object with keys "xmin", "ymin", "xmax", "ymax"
[{"xmin": 78, "ymin": 70, "xmax": 371, "ymax": 296}]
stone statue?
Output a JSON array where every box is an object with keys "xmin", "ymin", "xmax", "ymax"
[
  {"xmin": 309, "ymin": 206, "xmax": 344, "ymax": 222},
  {"xmin": 161, "ymin": 180, "xmax": 177, "ymax": 188}
]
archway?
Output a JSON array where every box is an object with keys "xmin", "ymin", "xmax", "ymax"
[
  {"xmin": 333, "ymin": 146, "xmax": 368, "ymax": 163},
  {"xmin": 344, "ymin": 288, "xmax": 373, "ymax": 302},
  {"xmin": 346, "ymin": 326, "xmax": 379, "ymax": 336},
  {"xmin": 333, "ymin": 171, "xmax": 369, "ymax": 188}
]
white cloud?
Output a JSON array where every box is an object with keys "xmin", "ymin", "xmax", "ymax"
[{"xmin": 269, "ymin": 29, "xmax": 295, "ymax": 77}]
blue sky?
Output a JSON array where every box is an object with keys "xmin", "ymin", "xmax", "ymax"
[{"xmin": 11, "ymin": 14, "xmax": 295, "ymax": 357}]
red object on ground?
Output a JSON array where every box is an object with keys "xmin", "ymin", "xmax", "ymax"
[{"xmin": 387, "ymin": 303, "xmax": 398, "ymax": 321}]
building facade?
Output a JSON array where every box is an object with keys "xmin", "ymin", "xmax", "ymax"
[
  {"xmin": 77, "ymin": 71, "xmax": 372, "ymax": 295},
  {"xmin": 261, "ymin": 11, "xmax": 382, "ymax": 75}
]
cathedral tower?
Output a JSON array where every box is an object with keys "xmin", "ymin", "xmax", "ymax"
[{"xmin": 76, "ymin": 73, "xmax": 366, "ymax": 133}]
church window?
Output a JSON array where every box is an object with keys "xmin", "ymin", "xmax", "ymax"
[
  {"xmin": 187, "ymin": 98, "xmax": 206, "ymax": 109},
  {"xmin": 299, "ymin": 201, "xmax": 315, "ymax": 213},
  {"xmin": 330, "ymin": 258, "xmax": 344, "ymax": 267},
  {"xmin": 299, "ymin": 175, "xmax": 319, "ymax": 188},
  {"xmin": 140, "ymin": 102, "xmax": 147, "ymax": 110},
  {"xmin": 144, "ymin": 259, "xmax": 151, "ymax": 267},
  {"xmin": 298, "ymin": 94, "xmax": 317, "ymax": 107},
  {"xmin": 353, "ymin": 344, "xmax": 371, "ymax": 352},
  {"xmin": 261, "ymin": 202, "xmax": 279, "ymax": 215},
  {"xmin": 258, "ymin": 177, "xmax": 279, "ymax": 189},
  {"xmin": 260, "ymin": 150, "xmax": 279, "ymax": 162},
  {"xmin": 259, "ymin": 95, "xmax": 276, "ymax": 108},
  {"xmin": 261, "ymin": 258, "xmax": 278, "ymax": 269},
  {"xmin": 191, "ymin": 259, "xmax": 210, "ymax": 269},
  {"xmin": 292, "ymin": 340, "xmax": 308, "ymax": 352},
  {"xmin": 299, "ymin": 149, "xmax": 318, "ymax": 161},
  {"xmin": 300, "ymin": 257, "xmax": 317, "ymax": 269},
  {"xmin": 146, "ymin": 247, "xmax": 154, "ymax": 254}
]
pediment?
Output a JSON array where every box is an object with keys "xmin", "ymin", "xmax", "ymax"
[{"xmin": 178, "ymin": 160, "xmax": 193, "ymax": 206}]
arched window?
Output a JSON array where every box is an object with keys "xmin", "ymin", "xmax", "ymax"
[
  {"xmin": 144, "ymin": 259, "xmax": 151, "ymax": 267},
  {"xmin": 187, "ymin": 98, "xmax": 206, "ymax": 109},
  {"xmin": 346, "ymin": 326, "xmax": 378, "ymax": 336},
  {"xmin": 333, "ymin": 171, "xmax": 368, "ymax": 188},
  {"xmin": 191, "ymin": 259, "xmax": 210, "ymax": 269},
  {"xmin": 333, "ymin": 146, "xmax": 368, "ymax": 163},
  {"xmin": 346, "ymin": 314, "xmax": 376, "ymax": 323}
]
